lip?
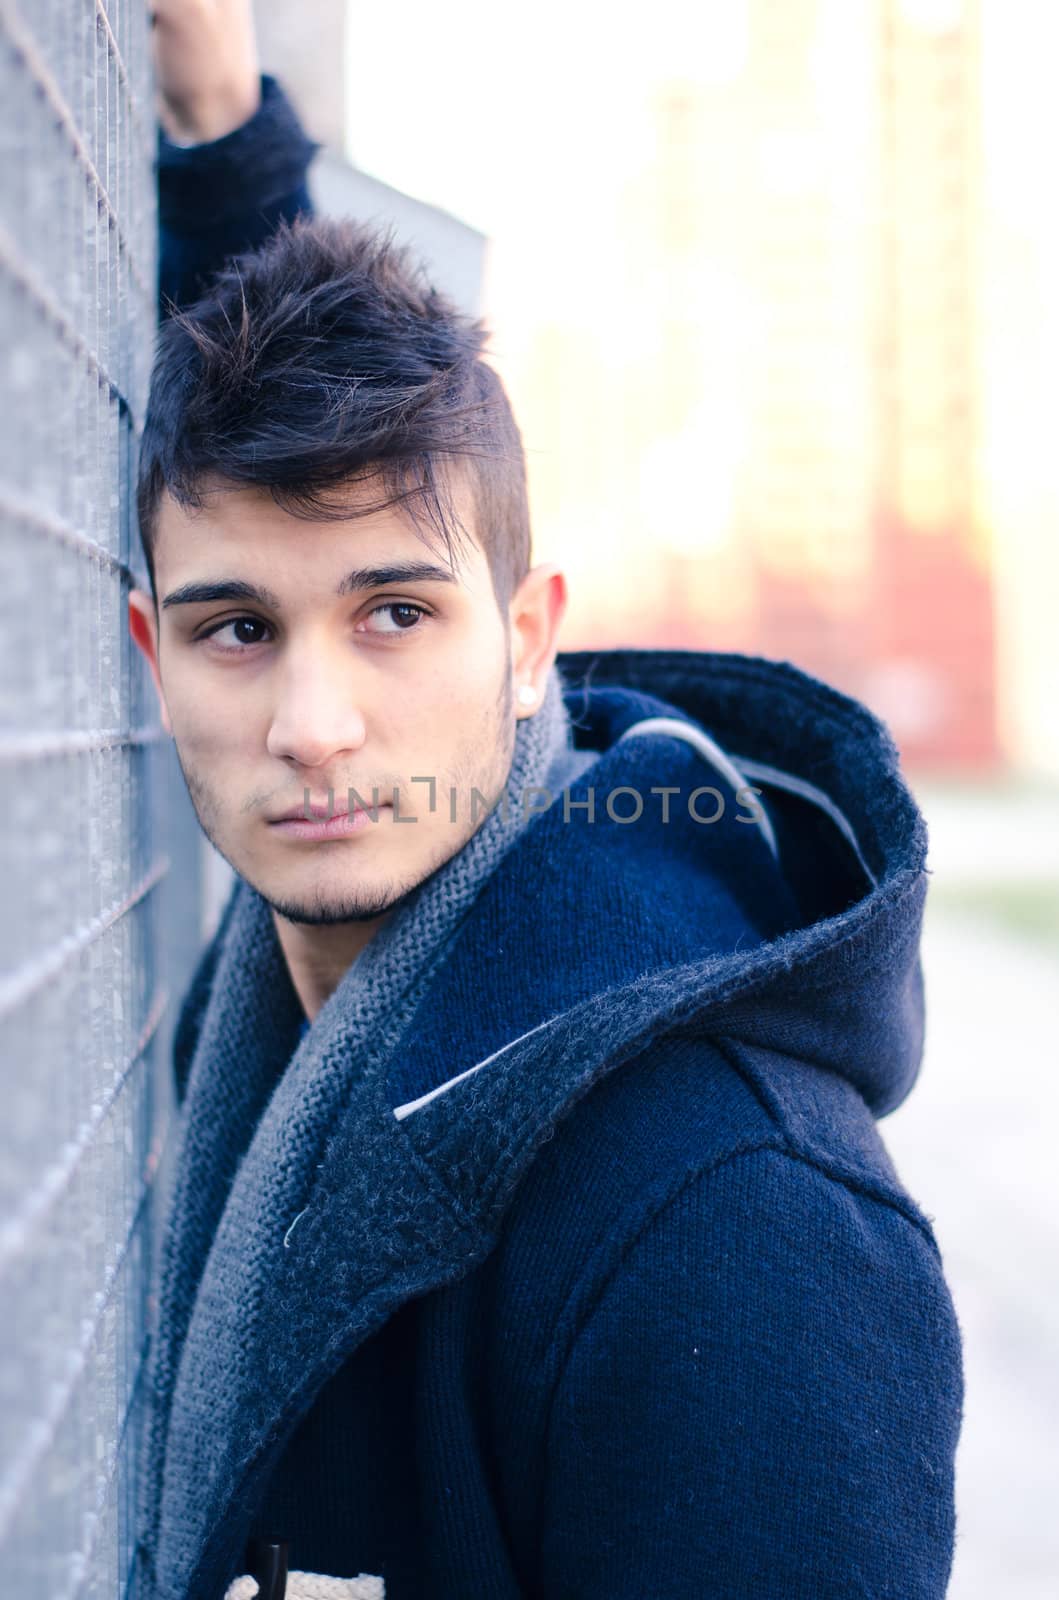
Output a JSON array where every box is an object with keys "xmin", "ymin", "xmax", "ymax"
[
  {"xmin": 272, "ymin": 796, "xmax": 354, "ymax": 822},
  {"xmin": 271, "ymin": 793, "xmax": 367, "ymax": 819},
  {"xmin": 269, "ymin": 804, "xmax": 391, "ymax": 841}
]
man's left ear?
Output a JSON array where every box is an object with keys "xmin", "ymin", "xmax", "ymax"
[
  {"xmin": 128, "ymin": 588, "xmax": 173, "ymax": 737},
  {"xmin": 508, "ymin": 564, "xmax": 568, "ymax": 717}
]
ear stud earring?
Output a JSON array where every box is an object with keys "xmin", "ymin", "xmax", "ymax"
[{"xmin": 517, "ymin": 684, "xmax": 538, "ymax": 707}]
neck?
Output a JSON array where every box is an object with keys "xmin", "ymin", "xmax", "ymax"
[{"xmin": 272, "ymin": 913, "xmax": 386, "ymax": 1020}]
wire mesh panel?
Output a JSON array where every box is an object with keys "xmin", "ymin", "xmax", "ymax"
[{"xmin": 0, "ymin": 4, "xmax": 178, "ymax": 1596}]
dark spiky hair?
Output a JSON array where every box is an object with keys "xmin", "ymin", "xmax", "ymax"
[{"xmin": 137, "ymin": 215, "xmax": 531, "ymax": 610}]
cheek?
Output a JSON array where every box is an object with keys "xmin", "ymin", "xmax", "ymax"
[
  {"xmin": 407, "ymin": 618, "xmax": 503, "ymax": 703},
  {"xmin": 166, "ymin": 669, "xmax": 261, "ymax": 761},
  {"xmin": 416, "ymin": 662, "xmax": 498, "ymax": 739},
  {"xmin": 393, "ymin": 658, "xmax": 502, "ymax": 779},
  {"xmin": 433, "ymin": 612, "xmax": 506, "ymax": 697}
]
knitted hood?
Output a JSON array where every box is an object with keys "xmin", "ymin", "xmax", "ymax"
[{"xmin": 140, "ymin": 646, "xmax": 930, "ymax": 1600}]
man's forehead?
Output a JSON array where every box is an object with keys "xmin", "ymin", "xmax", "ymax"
[{"xmin": 154, "ymin": 474, "xmax": 486, "ymax": 593}]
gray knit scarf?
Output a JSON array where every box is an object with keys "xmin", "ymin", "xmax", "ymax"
[{"xmin": 141, "ymin": 662, "xmax": 581, "ymax": 1584}]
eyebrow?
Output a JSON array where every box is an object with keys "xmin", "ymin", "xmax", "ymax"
[{"xmin": 160, "ymin": 561, "xmax": 459, "ymax": 611}]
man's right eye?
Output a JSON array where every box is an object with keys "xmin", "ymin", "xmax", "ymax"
[{"xmin": 199, "ymin": 617, "xmax": 272, "ymax": 651}]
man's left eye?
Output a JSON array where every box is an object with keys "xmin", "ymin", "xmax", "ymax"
[{"xmin": 358, "ymin": 603, "xmax": 427, "ymax": 635}]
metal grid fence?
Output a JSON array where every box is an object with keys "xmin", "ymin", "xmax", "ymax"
[{"xmin": 0, "ymin": 4, "xmax": 189, "ymax": 1595}]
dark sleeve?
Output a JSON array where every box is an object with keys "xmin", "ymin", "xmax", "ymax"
[
  {"xmin": 538, "ymin": 1147, "xmax": 965, "ymax": 1598},
  {"xmin": 157, "ymin": 73, "xmax": 319, "ymax": 315}
]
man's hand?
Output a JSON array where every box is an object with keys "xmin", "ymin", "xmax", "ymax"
[{"xmin": 150, "ymin": 0, "xmax": 262, "ymax": 145}]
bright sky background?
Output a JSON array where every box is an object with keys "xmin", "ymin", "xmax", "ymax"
[
  {"xmin": 345, "ymin": 1, "xmax": 754, "ymax": 237},
  {"xmin": 345, "ymin": 0, "xmax": 1059, "ymax": 233}
]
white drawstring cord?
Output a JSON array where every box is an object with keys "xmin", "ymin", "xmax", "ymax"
[{"xmin": 616, "ymin": 716, "xmax": 781, "ymax": 862}]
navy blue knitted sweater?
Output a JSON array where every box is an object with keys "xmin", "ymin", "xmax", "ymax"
[{"xmin": 139, "ymin": 81, "xmax": 965, "ymax": 1600}]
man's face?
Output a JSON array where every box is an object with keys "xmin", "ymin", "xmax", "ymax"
[{"xmin": 133, "ymin": 476, "xmax": 521, "ymax": 926}]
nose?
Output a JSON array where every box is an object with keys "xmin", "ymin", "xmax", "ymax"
[{"xmin": 265, "ymin": 644, "xmax": 368, "ymax": 769}]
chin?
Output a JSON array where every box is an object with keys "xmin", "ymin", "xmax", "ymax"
[
  {"xmin": 264, "ymin": 885, "xmax": 403, "ymax": 927},
  {"xmin": 262, "ymin": 862, "xmax": 434, "ymax": 927}
]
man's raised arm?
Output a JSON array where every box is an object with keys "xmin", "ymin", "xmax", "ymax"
[{"xmin": 150, "ymin": 0, "xmax": 318, "ymax": 312}]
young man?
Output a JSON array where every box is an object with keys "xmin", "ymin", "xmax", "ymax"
[{"xmin": 131, "ymin": 8, "xmax": 964, "ymax": 1598}]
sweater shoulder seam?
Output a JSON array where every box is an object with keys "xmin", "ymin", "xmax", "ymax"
[{"xmin": 553, "ymin": 1138, "xmax": 944, "ymax": 1393}]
